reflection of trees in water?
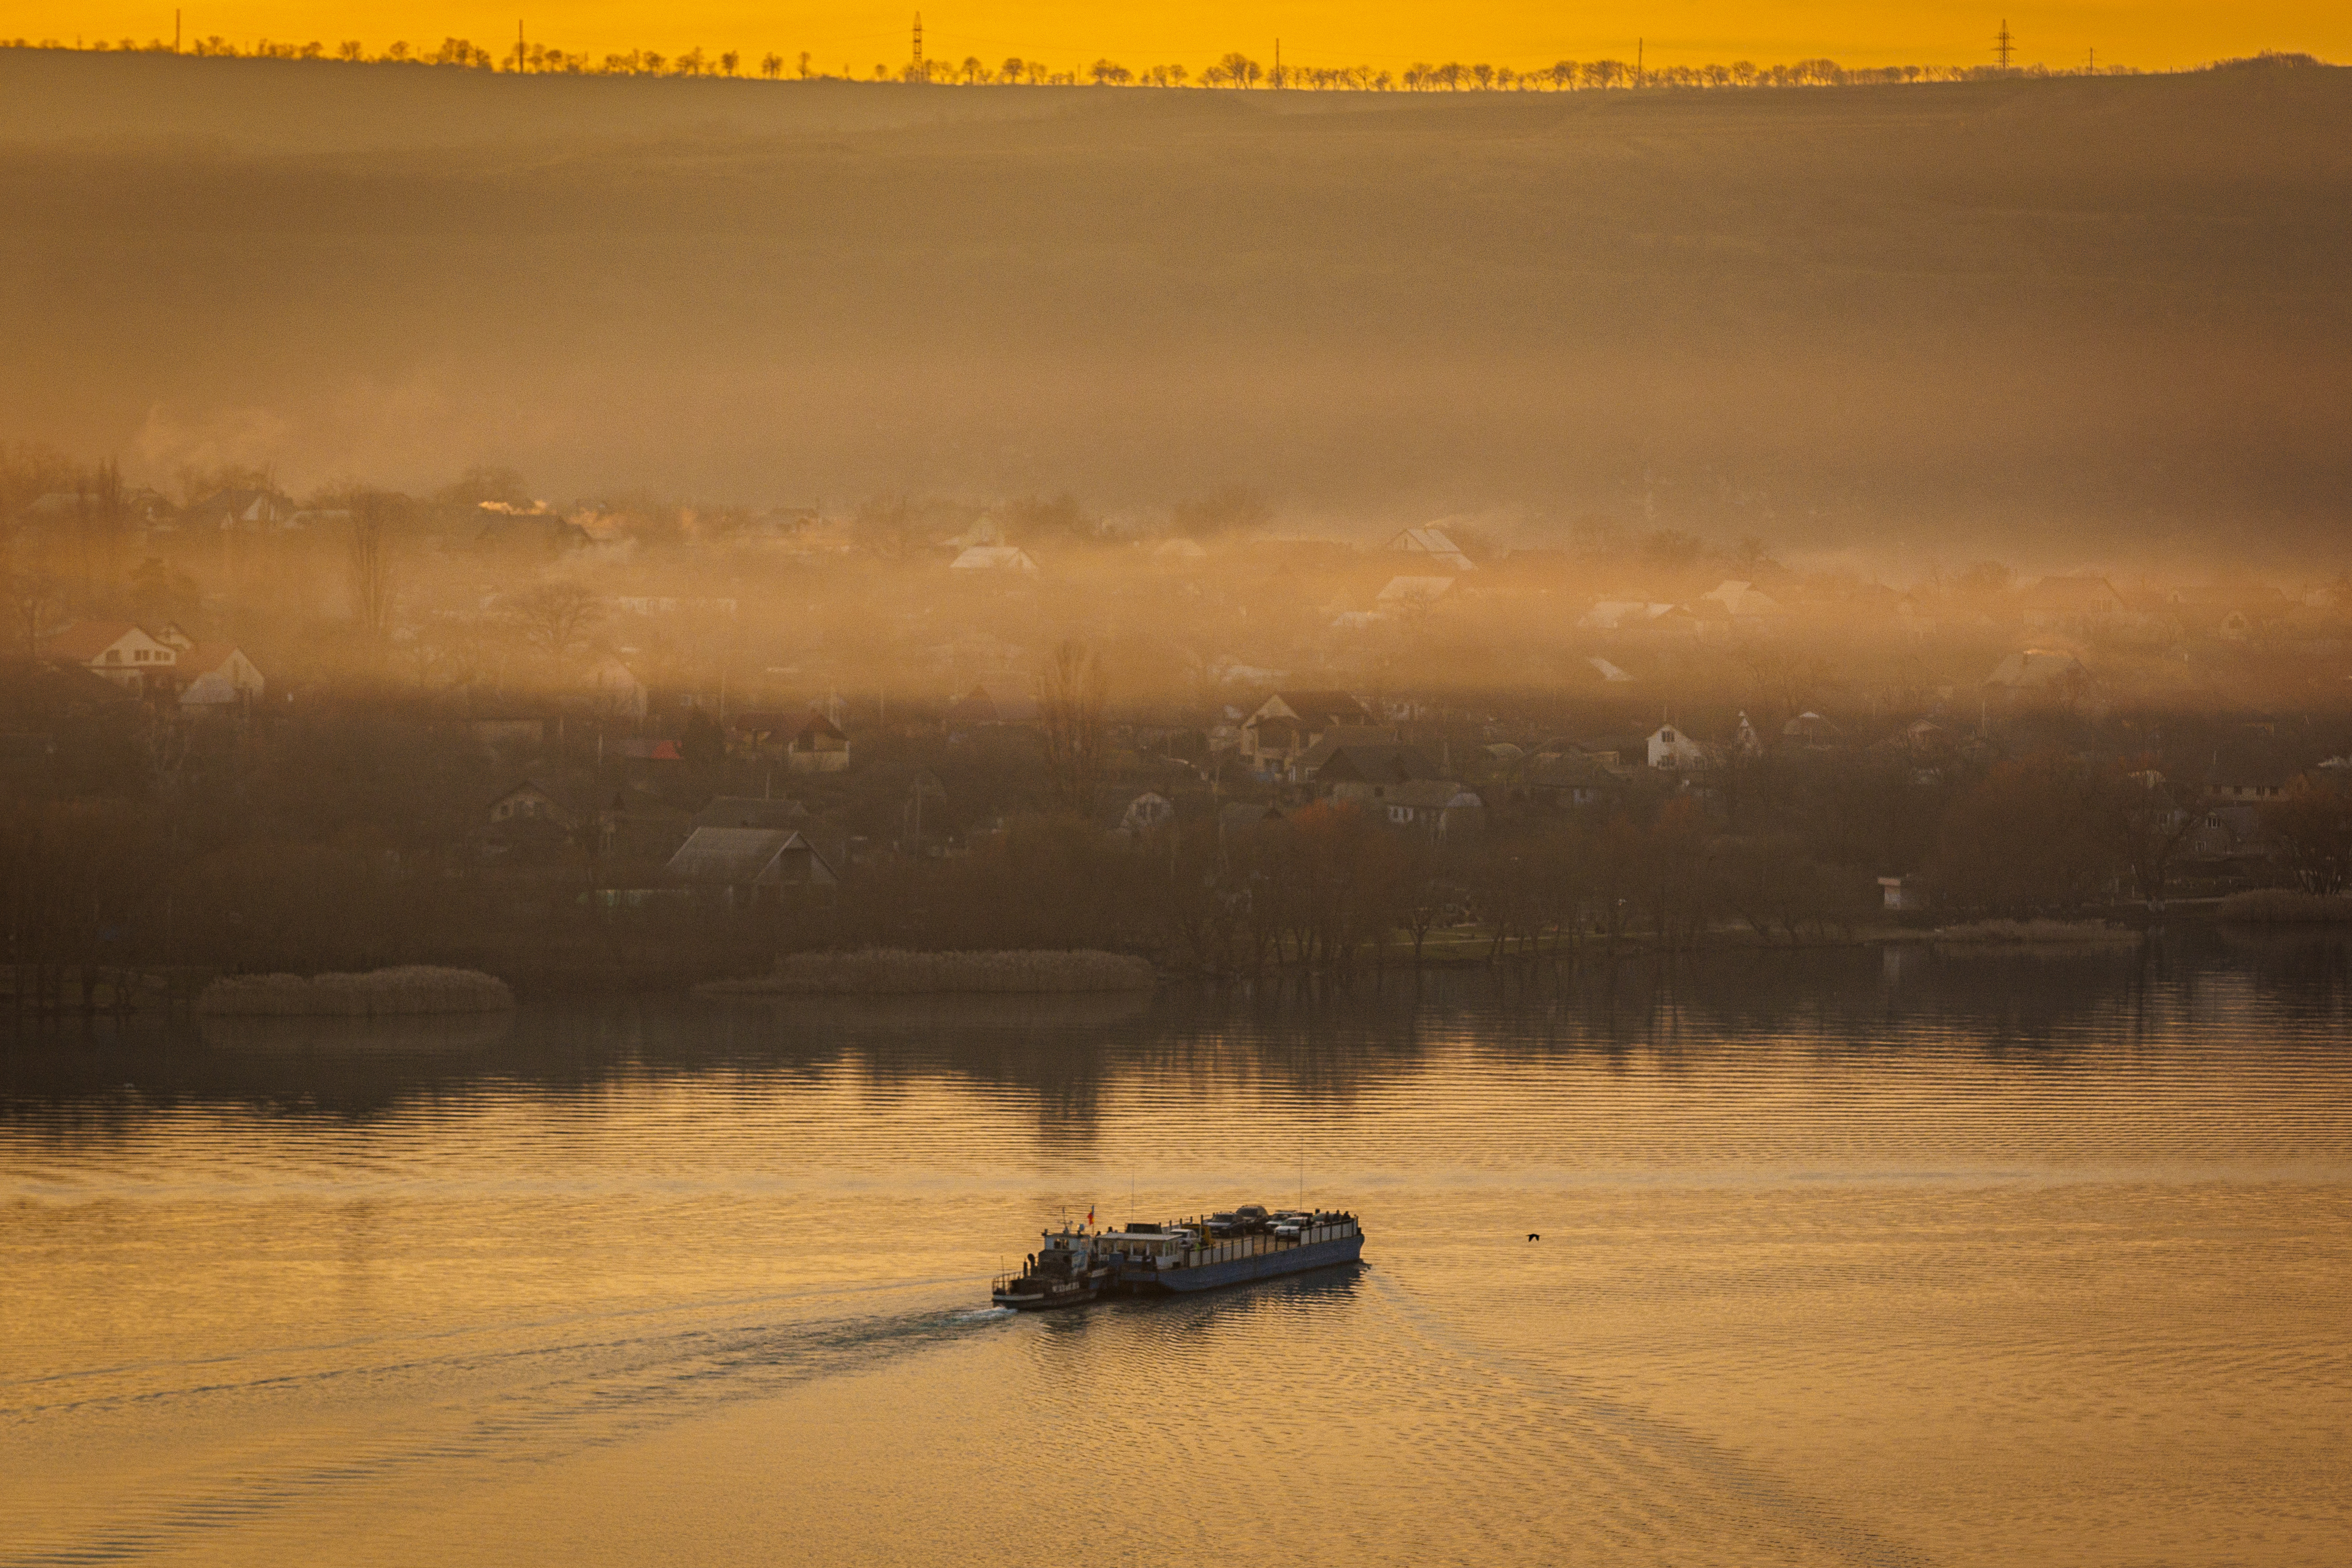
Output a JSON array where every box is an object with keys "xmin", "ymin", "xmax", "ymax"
[{"xmin": 6, "ymin": 932, "xmax": 2347, "ymax": 1137}]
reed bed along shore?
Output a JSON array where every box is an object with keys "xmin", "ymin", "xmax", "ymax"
[
  {"xmin": 698, "ymin": 949, "xmax": 1157, "ymax": 995},
  {"xmin": 1929, "ymin": 919, "xmax": 2144, "ymax": 947},
  {"xmin": 196, "ymin": 966, "xmax": 516, "ymax": 1015},
  {"xmin": 2218, "ymin": 890, "xmax": 2352, "ymax": 924}
]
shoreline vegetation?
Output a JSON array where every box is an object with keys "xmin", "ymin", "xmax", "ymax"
[
  {"xmin": 1, "ymin": 35, "xmax": 2331, "ymax": 91},
  {"xmin": 697, "ymin": 949, "xmax": 1158, "ymax": 996},
  {"xmin": 2217, "ymin": 890, "xmax": 2352, "ymax": 924},
  {"xmin": 196, "ymin": 966, "xmax": 516, "ymax": 1016},
  {"xmin": 1920, "ymin": 919, "xmax": 2144, "ymax": 947}
]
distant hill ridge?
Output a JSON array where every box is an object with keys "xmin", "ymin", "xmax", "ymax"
[{"xmin": 4, "ymin": 48, "xmax": 2347, "ymax": 559}]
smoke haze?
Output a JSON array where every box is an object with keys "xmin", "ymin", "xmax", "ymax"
[{"xmin": 5, "ymin": 50, "xmax": 2349, "ymax": 565}]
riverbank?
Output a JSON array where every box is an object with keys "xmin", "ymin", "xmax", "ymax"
[
  {"xmin": 697, "ymin": 949, "xmax": 1158, "ymax": 996},
  {"xmin": 197, "ymin": 967, "xmax": 515, "ymax": 1016},
  {"xmin": 2218, "ymin": 890, "xmax": 2352, "ymax": 923}
]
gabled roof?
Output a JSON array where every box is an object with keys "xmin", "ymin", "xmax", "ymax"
[
  {"xmin": 1698, "ymin": 580, "xmax": 1785, "ymax": 617},
  {"xmin": 1218, "ymin": 801, "xmax": 1285, "ymax": 835},
  {"xmin": 1387, "ymin": 527, "xmax": 1476, "ymax": 572},
  {"xmin": 182, "ymin": 488, "xmax": 295, "ymax": 525},
  {"xmin": 1315, "ymin": 742, "xmax": 1439, "ymax": 787},
  {"xmin": 664, "ymin": 827, "xmax": 837, "ymax": 886},
  {"xmin": 1254, "ymin": 689, "xmax": 1372, "ymax": 726},
  {"xmin": 176, "ymin": 643, "xmax": 251, "ymax": 679},
  {"xmin": 948, "ymin": 545, "xmax": 1040, "ymax": 574},
  {"xmin": 793, "ymin": 710, "xmax": 849, "ymax": 743},
  {"xmin": 43, "ymin": 622, "xmax": 145, "ymax": 662},
  {"xmin": 1293, "ymin": 726, "xmax": 1401, "ymax": 772},
  {"xmin": 1523, "ymin": 751, "xmax": 1621, "ymax": 790},
  {"xmin": 948, "ymin": 682, "xmax": 1039, "ymax": 724},
  {"xmin": 1782, "ymin": 710, "xmax": 1842, "ymax": 739}
]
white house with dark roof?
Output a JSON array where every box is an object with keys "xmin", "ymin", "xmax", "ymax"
[
  {"xmin": 1240, "ymin": 689, "xmax": 1375, "ymax": 770},
  {"xmin": 176, "ymin": 644, "xmax": 264, "ymax": 709},
  {"xmin": 43, "ymin": 622, "xmax": 179, "ymax": 691}
]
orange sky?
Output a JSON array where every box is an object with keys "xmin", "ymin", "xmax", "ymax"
[{"xmin": 21, "ymin": 3, "xmax": 2347, "ymax": 73}]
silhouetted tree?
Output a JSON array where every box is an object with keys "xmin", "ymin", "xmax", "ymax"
[
  {"xmin": 506, "ymin": 581, "xmax": 604, "ymax": 658},
  {"xmin": 1038, "ymin": 641, "xmax": 1107, "ymax": 814},
  {"xmin": 681, "ymin": 707, "xmax": 728, "ymax": 767}
]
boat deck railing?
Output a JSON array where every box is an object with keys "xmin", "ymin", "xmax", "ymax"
[{"xmin": 1166, "ymin": 1220, "xmax": 1358, "ymax": 1269}]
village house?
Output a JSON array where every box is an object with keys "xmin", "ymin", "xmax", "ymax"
[
  {"xmin": 1780, "ymin": 711, "xmax": 1843, "ymax": 748},
  {"xmin": 1512, "ymin": 749, "xmax": 1624, "ymax": 810},
  {"xmin": 175, "ymin": 644, "xmax": 265, "ymax": 711},
  {"xmin": 180, "ymin": 487, "xmax": 298, "ymax": 532},
  {"xmin": 787, "ymin": 710, "xmax": 851, "ymax": 773},
  {"xmin": 477, "ymin": 780, "xmax": 600, "ymax": 866},
  {"xmin": 948, "ymin": 544, "xmax": 1041, "ymax": 577},
  {"xmin": 579, "ymin": 655, "xmax": 650, "ymax": 720},
  {"xmin": 1646, "ymin": 723, "xmax": 1715, "ymax": 771},
  {"xmin": 42, "ymin": 622, "xmax": 180, "ymax": 694},
  {"xmin": 662, "ymin": 827, "xmax": 840, "ymax": 906},
  {"xmin": 947, "ymin": 681, "xmax": 1040, "ymax": 729},
  {"xmin": 1386, "ymin": 526, "xmax": 1476, "ymax": 573},
  {"xmin": 2200, "ymin": 743, "xmax": 2296, "ymax": 804},
  {"xmin": 1239, "ymin": 689, "xmax": 1376, "ymax": 772},
  {"xmin": 2165, "ymin": 584, "xmax": 2289, "ymax": 642},
  {"xmin": 1696, "ymin": 579, "xmax": 1787, "ymax": 626},
  {"xmin": 488, "ymin": 781, "xmax": 579, "ymax": 830},
  {"xmin": 1313, "ymin": 740, "xmax": 1440, "ymax": 797},
  {"xmin": 1579, "ymin": 601, "xmax": 1702, "ymax": 642},
  {"xmin": 1878, "ymin": 874, "xmax": 1930, "ymax": 911},
  {"xmin": 1373, "ymin": 779, "xmax": 1485, "ymax": 842},
  {"xmin": 722, "ymin": 711, "xmax": 794, "ymax": 759},
  {"xmin": 1983, "ymin": 649, "xmax": 2105, "ymax": 721},
  {"xmin": 1217, "ymin": 801, "xmax": 1285, "ymax": 843},
  {"xmin": 2018, "ymin": 575, "xmax": 2131, "ymax": 632},
  {"xmin": 1117, "ymin": 791, "xmax": 1176, "ymax": 836}
]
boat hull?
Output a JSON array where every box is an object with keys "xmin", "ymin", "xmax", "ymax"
[
  {"xmin": 1139, "ymin": 1232, "xmax": 1365, "ymax": 1293},
  {"xmin": 992, "ymin": 1288, "xmax": 1100, "ymax": 1316}
]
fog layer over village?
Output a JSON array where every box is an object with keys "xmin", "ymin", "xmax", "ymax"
[
  {"xmin": 5, "ymin": 441, "xmax": 2349, "ymax": 992},
  {"xmin": 4, "ymin": 50, "xmax": 2349, "ymax": 559},
  {"xmin": 4, "ymin": 51, "xmax": 2350, "ymax": 998}
]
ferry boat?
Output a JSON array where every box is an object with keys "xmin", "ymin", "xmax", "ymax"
[{"xmin": 990, "ymin": 1204, "xmax": 1365, "ymax": 1310}]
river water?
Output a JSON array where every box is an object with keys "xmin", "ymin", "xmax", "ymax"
[{"xmin": 5, "ymin": 936, "xmax": 2349, "ymax": 1567}]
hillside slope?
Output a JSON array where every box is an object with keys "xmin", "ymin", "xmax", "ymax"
[{"xmin": 4, "ymin": 51, "xmax": 2348, "ymax": 557}]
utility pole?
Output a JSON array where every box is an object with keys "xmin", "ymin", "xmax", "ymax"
[
  {"xmin": 1996, "ymin": 19, "xmax": 2015, "ymax": 70},
  {"xmin": 174, "ymin": 9, "xmax": 180, "ymax": 52},
  {"xmin": 1274, "ymin": 38, "xmax": 1281, "ymax": 90},
  {"xmin": 1636, "ymin": 38, "xmax": 1643, "ymax": 87},
  {"xmin": 911, "ymin": 11, "xmax": 922, "ymax": 78}
]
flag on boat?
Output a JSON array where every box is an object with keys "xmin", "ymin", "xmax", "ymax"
[{"xmin": 1086, "ymin": 1205, "xmax": 1095, "ymax": 1227}]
